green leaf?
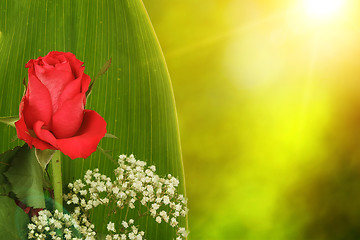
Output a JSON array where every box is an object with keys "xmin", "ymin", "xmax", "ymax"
[
  {"xmin": 0, "ymin": 116, "xmax": 18, "ymax": 128},
  {"xmin": 0, "ymin": 196, "xmax": 29, "ymax": 240},
  {"xmin": 0, "ymin": 0, "xmax": 187, "ymax": 238},
  {"xmin": 0, "ymin": 146, "xmax": 21, "ymax": 195},
  {"xmin": 4, "ymin": 145, "xmax": 45, "ymax": 208}
]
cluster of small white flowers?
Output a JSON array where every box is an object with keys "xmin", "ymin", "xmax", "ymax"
[
  {"xmin": 27, "ymin": 154, "xmax": 189, "ymax": 239},
  {"xmin": 64, "ymin": 154, "xmax": 189, "ymax": 239},
  {"xmin": 27, "ymin": 208, "xmax": 96, "ymax": 239},
  {"xmin": 105, "ymin": 219, "xmax": 144, "ymax": 240}
]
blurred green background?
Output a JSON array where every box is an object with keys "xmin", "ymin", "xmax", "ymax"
[{"xmin": 143, "ymin": 0, "xmax": 360, "ymax": 239}]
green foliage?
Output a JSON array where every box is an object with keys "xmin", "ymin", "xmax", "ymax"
[
  {"xmin": 0, "ymin": 146, "xmax": 20, "ymax": 195},
  {"xmin": 4, "ymin": 145, "xmax": 45, "ymax": 208},
  {"xmin": 0, "ymin": 0, "xmax": 186, "ymax": 238},
  {"xmin": 0, "ymin": 196, "xmax": 29, "ymax": 240}
]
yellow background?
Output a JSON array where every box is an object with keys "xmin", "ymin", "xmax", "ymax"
[{"xmin": 144, "ymin": 0, "xmax": 360, "ymax": 239}]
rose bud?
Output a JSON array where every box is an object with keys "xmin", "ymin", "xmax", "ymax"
[{"xmin": 15, "ymin": 51, "xmax": 107, "ymax": 159}]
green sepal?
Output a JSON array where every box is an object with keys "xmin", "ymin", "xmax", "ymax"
[
  {"xmin": 0, "ymin": 116, "xmax": 18, "ymax": 128},
  {"xmin": 22, "ymin": 77, "xmax": 27, "ymax": 90}
]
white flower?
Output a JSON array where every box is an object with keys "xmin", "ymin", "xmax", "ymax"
[
  {"xmin": 150, "ymin": 208, "xmax": 157, "ymax": 216},
  {"xmin": 79, "ymin": 190, "xmax": 88, "ymax": 195},
  {"xmin": 151, "ymin": 203, "xmax": 160, "ymax": 210},
  {"xmin": 72, "ymin": 195, "xmax": 79, "ymax": 204},
  {"xmin": 160, "ymin": 211, "xmax": 168, "ymax": 222},
  {"xmin": 41, "ymin": 154, "xmax": 190, "ymax": 240},
  {"xmin": 120, "ymin": 234, "xmax": 127, "ymax": 240},
  {"xmin": 118, "ymin": 192, "xmax": 126, "ymax": 198},
  {"xmin": 107, "ymin": 222, "xmax": 116, "ymax": 232},
  {"xmin": 122, "ymin": 221, "xmax": 129, "ymax": 228},
  {"xmin": 149, "ymin": 165, "xmax": 156, "ymax": 172},
  {"xmin": 112, "ymin": 186, "xmax": 120, "ymax": 194},
  {"xmin": 163, "ymin": 195, "xmax": 170, "ymax": 205},
  {"xmin": 28, "ymin": 224, "xmax": 36, "ymax": 230},
  {"xmin": 128, "ymin": 232, "xmax": 135, "ymax": 240},
  {"xmin": 167, "ymin": 186, "xmax": 175, "ymax": 196},
  {"xmin": 145, "ymin": 169, "xmax": 153, "ymax": 177},
  {"xmin": 132, "ymin": 180, "xmax": 142, "ymax": 190},
  {"xmin": 170, "ymin": 218, "xmax": 178, "ymax": 227},
  {"xmin": 178, "ymin": 227, "xmax": 189, "ymax": 237},
  {"xmin": 171, "ymin": 177, "xmax": 180, "ymax": 187}
]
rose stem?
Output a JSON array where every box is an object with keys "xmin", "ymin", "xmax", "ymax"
[{"xmin": 51, "ymin": 150, "xmax": 63, "ymax": 212}]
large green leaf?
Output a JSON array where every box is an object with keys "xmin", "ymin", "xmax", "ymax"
[
  {"xmin": 0, "ymin": 146, "xmax": 20, "ymax": 195},
  {"xmin": 4, "ymin": 144, "xmax": 45, "ymax": 209},
  {"xmin": 0, "ymin": 196, "xmax": 29, "ymax": 240},
  {"xmin": 0, "ymin": 0, "xmax": 186, "ymax": 238}
]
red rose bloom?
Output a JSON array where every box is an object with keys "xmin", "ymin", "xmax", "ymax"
[{"xmin": 15, "ymin": 51, "xmax": 107, "ymax": 159}]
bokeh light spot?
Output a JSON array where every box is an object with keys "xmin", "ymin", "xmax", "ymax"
[{"xmin": 303, "ymin": 0, "xmax": 345, "ymax": 21}]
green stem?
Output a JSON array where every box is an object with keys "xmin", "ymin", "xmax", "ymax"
[{"xmin": 51, "ymin": 150, "xmax": 63, "ymax": 212}]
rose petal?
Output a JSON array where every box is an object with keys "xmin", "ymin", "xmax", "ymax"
[
  {"xmin": 15, "ymin": 114, "xmax": 56, "ymax": 150},
  {"xmin": 42, "ymin": 55, "xmax": 61, "ymax": 65},
  {"xmin": 34, "ymin": 61, "xmax": 73, "ymax": 113},
  {"xmin": 43, "ymin": 51, "xmax": 67, "ymax": 63},
  {"xmin": 23, "ymin": 73, "xmax": 52, "ymax": 129},
  {"xmin": 58, "ymin": 73, "xmax": 90, "ymax": 105},
  {"xmin": 81, "ymin": 73, "xmax": 91, "ymax": 94},
  {"xmin": 51, "ymin": 93, "xmax": 85, "ymax": 139},
  {"xmin": 25, "ymin": 59, "xmax": 35, "ymax": 69},
  {"xmin": 56, "ymin": 110, "xmax": 107, "ymax": 159},
  {"xmin": 33, "ymin": 121, "xmax": 58, "ymax": 148},
  {"xmin": 63, "ymin": 52, "xmax": 85, "ymax": 78}
]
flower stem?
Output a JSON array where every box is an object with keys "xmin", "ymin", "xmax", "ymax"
[{"xmin": 51, "ymin": 150, "xmax": 63, "ymax": 212}]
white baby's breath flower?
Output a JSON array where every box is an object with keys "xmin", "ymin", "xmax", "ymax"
[
  {"xmin": 107, "ymin": 222, "xmax": 116, "ymax": 232},
  {"xmin": 178, "ymin": 227, "xmax": 189, "ymax": 237},
  {"xmin": 122, "ymin": 221, "xmax": 129, "ymax": 228},
  {"xmin": 170, "ymin": 217, "xmax": 178, "ymax": 227},
  {"xmin": 34, "ymin": 154, "xmax": 190, "ymax": 240},
  {"xmin": 112, "ymin": 186, "xmax": 120, "ymax": 194},
  {"xmin": 27, "ymin": 209, "xmax": 97, "ymax": 240},
  {"xmin": 149, "ymin": 165, "xmax": 156, "ymax": 172},
  {"xmin": 151, "ymin": 203, "xmax": 160, "ymax": 210},
  {"xmin": 72, "ymin": 195, "xmax": 79, "ymax": 204},
  {"xmin": 80, "ymin": 190, "xmax": 88, "ymax": 195},
  {"xmin": 163, "ymin": 195, "xmax": 170, "ymax": 205}
]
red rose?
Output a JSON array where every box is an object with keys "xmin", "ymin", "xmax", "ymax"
[{"xmin": 15, "ymin": 51, "xmax": 107, "ymax": 159}]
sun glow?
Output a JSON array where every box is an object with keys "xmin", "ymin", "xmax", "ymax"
[{"xmin": 303, "ymin": 0, "xmax": 346, "ymax": 21}]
